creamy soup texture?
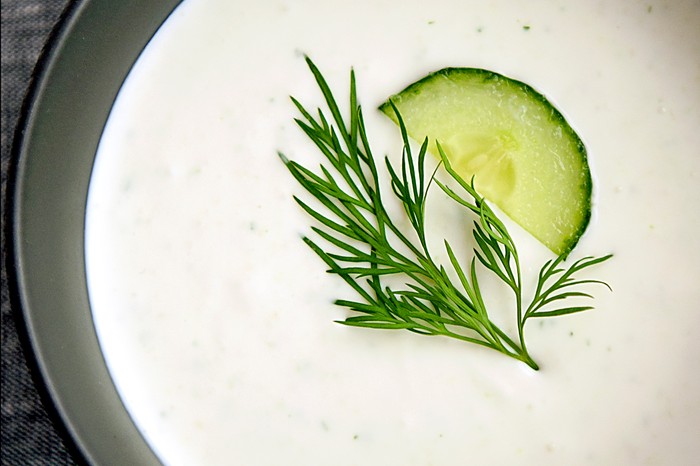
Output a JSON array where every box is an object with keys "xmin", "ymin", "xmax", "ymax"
[{"xmin": 85, "ymin": 0, "xmax": 700, "ymax": 464}]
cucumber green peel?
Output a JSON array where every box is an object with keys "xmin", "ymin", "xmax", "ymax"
[
  {"xmin": 280, "ymin": 58, "xmax": 611, "ymax": 369},
  {"xmin": 379, "ymin": 68, "xmax": 591, "ymax": 256}
]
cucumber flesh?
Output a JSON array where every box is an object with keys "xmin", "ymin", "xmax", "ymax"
[{"xmin": 379, "ymin": 68, "xmax": 592, "ymax": 256}]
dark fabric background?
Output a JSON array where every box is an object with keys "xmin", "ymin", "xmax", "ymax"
[{"xmin": 1, "ymin": 1, "xmax": 81, "ymax": 464}]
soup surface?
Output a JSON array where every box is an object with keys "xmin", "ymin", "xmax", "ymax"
[{"xmin": 86, "ymin": 0, "xmax": 700, "ymax": 464}]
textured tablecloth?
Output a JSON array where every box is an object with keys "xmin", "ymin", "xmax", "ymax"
[{"xmin": 1, "ymin": 1, "xmax": 81, "ymax": 464}]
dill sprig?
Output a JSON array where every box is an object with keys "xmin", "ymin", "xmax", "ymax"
[{"xmin": 279, "ymin": 57, "xmax": 611, "ymax": 370}]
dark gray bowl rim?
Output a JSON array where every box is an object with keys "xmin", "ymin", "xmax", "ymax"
[{"xmin": 8, "ymin": 1, "xmax": 183, "ymax": 464}]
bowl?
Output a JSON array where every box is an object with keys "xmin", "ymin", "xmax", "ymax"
[{"xmin": 10, "ymin": 1, "xmax": 699, "ymax": 465}]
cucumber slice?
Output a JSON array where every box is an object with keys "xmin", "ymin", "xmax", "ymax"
[{"xmin": 379, "ymin": 68, "xmax": 591, "ymax": 256}]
